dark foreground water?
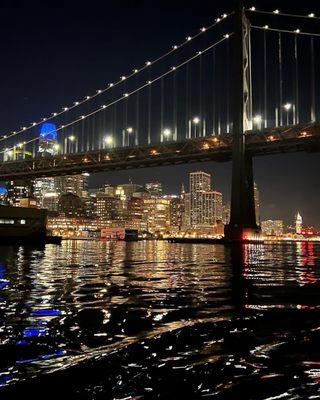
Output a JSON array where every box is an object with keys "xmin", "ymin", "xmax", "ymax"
[{"xmin": 1, "ymin": 241, "xmax": 320, "ymax": 399}]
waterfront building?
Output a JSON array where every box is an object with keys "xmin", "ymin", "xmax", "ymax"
[
  {"xmin": 295, "ymin": 212, "xmax": 303, "ymax": 234},
  {"xmin": 261, "ymin": 220, "xmax": 284, "ymax": 236},
  {"xmin": 47, "ymin": 216, "xmax": 98, "ymax": 238}
]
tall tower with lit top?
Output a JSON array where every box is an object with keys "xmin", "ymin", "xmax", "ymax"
[{"xmin": 295, "ymin": 212, "xmax": 302, "ymax": 234}]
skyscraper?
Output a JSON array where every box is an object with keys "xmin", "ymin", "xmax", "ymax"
[
  {"xmin": 189, "ymin": 171, "xmax": 222, "ymax": 227},
  {"xmin": 254, "ymin": 182, "xmax": 260, "ymax": 225},
  {"xmin": 295, "ymin": 212, "xmax": 302, "ymax": 234}
]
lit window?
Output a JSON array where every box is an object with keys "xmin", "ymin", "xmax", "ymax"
[{"xmin": 20, "ymin": 219, "xmax": 26, "ymax": 225}]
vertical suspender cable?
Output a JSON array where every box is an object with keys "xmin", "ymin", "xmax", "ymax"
[
  {"xmin": 278, "ymin": 33, "xmax": 283, "ymax": 126},
  {"xmin": 160, "ymin": 77, "xmax": 164, "ymax": 141},
  {"xmin": 148, "ymin": 84, "xmax": 151, "ymax": 144},
  {"xmin": 263, "ymin": 30, "xmax": 267, "ymax": 128},
  {"xmin": 226, "ymin": 40, "xmax": 230, "ymax": 133},
  {"xmin": 91, "ymin": 114, "xmax": 95, "ymax": 151},
  {"xmin": 199, "ymin": 54, "xmax": 203, "ymax": 137},
  {"xmin": 294, "ymin": 35, "xmax": 299, "ymax": 124},
  {"xmin": 310, "ymin": 37, "xmax": 316, "ymax": 122},
  {"xmin": 173, "ymin": 71, "xmax": 177, "ymax": 141},
  {"xmin": 212, "ymin": 48, "xmax": 216, "ymax": 135},
  {"xmin": 135, "ymin": 92, "xmax": 139, "ymax": 146},
  {"xmin": 113, "ymin": 103, "xmax": 117, "ymax": 147},
  {"xmin": 186, "ymin": 64, "xmax": 190, "ymax": 138},
  {"xmin": 81, "ymin": 119, "xmax": 84, "ymax": 152}
]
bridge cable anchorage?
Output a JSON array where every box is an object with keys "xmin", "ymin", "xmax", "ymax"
[
  {"xmin": 246, "ymin": 8, "xmax": 320, "ymax": 21},
  {"xmin": 0, "ymin": 11, "xmax": 233, "ymax": 144},
  {"xmin": 1, "ymin": 33, "xmax": 233, "ymax": 155},
  {"xmin": 252, "ymin": 26, "xmax": 320, "ymax": 37}
]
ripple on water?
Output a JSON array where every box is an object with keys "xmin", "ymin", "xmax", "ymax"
[{"xmin": 0, "ymin": 241, "xmax": 320, "ymax": 398}]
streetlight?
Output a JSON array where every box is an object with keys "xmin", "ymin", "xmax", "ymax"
[
  {"xmin": 66, "ymin": 135, "xmax": 77, "ymax": 153},
  {"xmin": 104, "ymin": 135, "xmax": 114, "ymax": 148},
  {"xmin": 253, "ymin": 114, "xmax": 262, "ymax": 130},
  {"xmin": 283, "ymin": 103, "xmax": 292, "ymax": 125},
  {"xmin": 162, "ymin": 128, "xmax": 172, "ymax": 142},
  {"xmin": 122, "ymin": 127, "xmax": 133, "ymax": 146},
  {"xmin": 192, "ymin": 117, "xmax": 200, "ymax": 137}
]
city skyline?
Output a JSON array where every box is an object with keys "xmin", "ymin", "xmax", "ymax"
[{"xmin": 0, "ymin": 0, "xmax": 319, "ymax": 230}]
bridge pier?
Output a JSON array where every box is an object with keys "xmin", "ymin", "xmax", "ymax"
[{"xmin": 224, "ymin": 0, "xmax": 261, "ymax": 241}]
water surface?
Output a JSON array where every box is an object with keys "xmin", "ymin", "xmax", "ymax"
[{"xmin": 0, "ymin": 240, "xmax": 320, "ymax": 399}]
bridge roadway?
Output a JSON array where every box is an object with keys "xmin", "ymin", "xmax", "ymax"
[{"xmin": 0, "ymin": 123, "xmax": 320, "ymax": 180}]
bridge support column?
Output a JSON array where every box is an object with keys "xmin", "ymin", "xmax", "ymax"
[{"xmin": 224, "ymin": 0, "xmax": 261, "ymax": 241}]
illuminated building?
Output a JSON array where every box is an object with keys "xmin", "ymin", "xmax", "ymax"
[
  {"xmin": 114, "ymin": 184, "xmax": 142, "ymax": 200},
  {"xmin": 47, "ymin": 216, "xmax": 98, "ymax": 238},
  {"xmin": 42, "ymin": 192, "xmax": 60, "ymax": 211},
  {"xmin": 189, "ymin": 171, "xmax": 223, "ymax": 227},
  {"xmin": 0, "ymin": 187, "xmax": 7, "ymax": 205},
  {"xmin": 254, "ymin": 182, "xmax": 260, "ymax": 225},
  {"xmin": 58, "ymin": 193, "xmax": 86, "ymax": 217},
  {"xmin": 127, "ymin": 197, "xmax": 146, "ymax": 230},
  {"xmin": 54, "ymin": 173, "xmax": 88, "ymax": 198},
  {"xmin": 6, "ymin": 180, "xmax": 34, "ymax": 206},
  {"xmin": 34, "ymin": 178, "xmax": 56, "ymax": 209},
  {"xmin": 38, "ymin": 122, "xmax": 58, "ymax": 157},
  {"xmin": 34, "ymin": 123, "xmax": 60, "ymax": 208},
  {"xmin": 145, "ymin": 181, "xmax": 163, "ymax": 196},
  {"xmin": 95, "ymin": 193, "xmax": 120, "ymax": 227},
  {"xmin": 143, "ymin": 197, "xmax": 170, "ymax": 234},
  {"xmin": 182, "ymin": 192, "xmax": 191, "ymax": 228},
  {"xmin": 261, "ymin": 220, "xmax": 284, "ymax": 236},
  {"xmin": 295, "ymin": 211, "xmax": 303, "ymax": 234},
  {"xmin": 169, "ymin": 196, "xmax": 184, "ymax": 231},
  {"xmin": 222, "ymin": 202, "xmax": 230, "ymax": 225}
]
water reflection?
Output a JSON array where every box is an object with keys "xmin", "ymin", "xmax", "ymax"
[{"xmin": 0, "ymin": 241, "xmax": 320, "ymax": 398}]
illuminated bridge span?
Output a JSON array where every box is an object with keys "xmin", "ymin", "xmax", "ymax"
[
  {"xmin": 1, "ymin": 123, "xmax": 320, "ymax": 180},
  {"xmin": 1, "ymin": 1, "xmax": 320, "ymax": 240}
]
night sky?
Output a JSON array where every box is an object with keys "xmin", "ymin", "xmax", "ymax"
[{"xmin": 0, "ymin": 0, "xmax": 319, "ymax": 226}]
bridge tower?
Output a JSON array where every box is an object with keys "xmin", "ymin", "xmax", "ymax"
[{"xmin": 224, "ymin": 0, "xmax": 261, "ymax": 241}]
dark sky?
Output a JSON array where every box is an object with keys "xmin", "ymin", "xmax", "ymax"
[{"xmin": 0, "ymin": 0, "xmax": 319, "ymax": 226}]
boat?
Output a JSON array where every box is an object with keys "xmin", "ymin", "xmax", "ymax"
[{"xmin": 0, "ymin": 205, "xmax": 61, "ymax": 245}]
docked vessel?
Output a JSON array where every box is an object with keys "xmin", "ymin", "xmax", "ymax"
[{"xmin": 0, "ymin": 205, "xmax": 61, "ymax": 244}]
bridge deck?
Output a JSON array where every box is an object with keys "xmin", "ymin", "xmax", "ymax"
[{"xmin": 0, "ymin": 123, "xmax": 320, "ymax": 180}]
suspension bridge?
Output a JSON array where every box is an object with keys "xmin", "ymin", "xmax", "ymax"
[{"xmin": 0, "ymin": 1, "xmax": 319, "ymax": 240}]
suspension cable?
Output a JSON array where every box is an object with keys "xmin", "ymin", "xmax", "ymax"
[
  {"xmin": 1, "ymin": 34, "xmax": 232, "ymax": 154},
  {"xmin": 252, "ymin": 26, "xmax": 320, "ymax": 37},
  {"xmin": 247, "ymin": 8, "xmax": 320, "ymax": 21},
  {"xmin": 0, "ymin": 12, "xmax": 233, "ymax": 144}
]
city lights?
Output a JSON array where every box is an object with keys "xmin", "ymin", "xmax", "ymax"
[{"xmin": 68, "ymin": 135, "xmax": 76, "ymax": 141}]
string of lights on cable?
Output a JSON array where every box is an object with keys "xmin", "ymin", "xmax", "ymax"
[
  {"xmin": 247, "ymin": 7, "xmax": 319, "ymax": 20},
  {"xmin": 251, "ymin": 26, "xmax": 320, "ymax": 37},
  {"xmin": 1, "ymin": 33, "xmax": 233, "ymax": 155},
  {"xmin": 0, "ymin": 11, "xmax": 233, "ymax": 144}
]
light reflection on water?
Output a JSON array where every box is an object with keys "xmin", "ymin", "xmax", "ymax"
[{"xmin": 0, "ymin": 241, "xmax": 320, "ymax": 398}]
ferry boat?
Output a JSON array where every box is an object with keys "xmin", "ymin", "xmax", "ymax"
[{"xmin": 0, "ymin": 205, "xmax": 61, "ymax": 244}]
